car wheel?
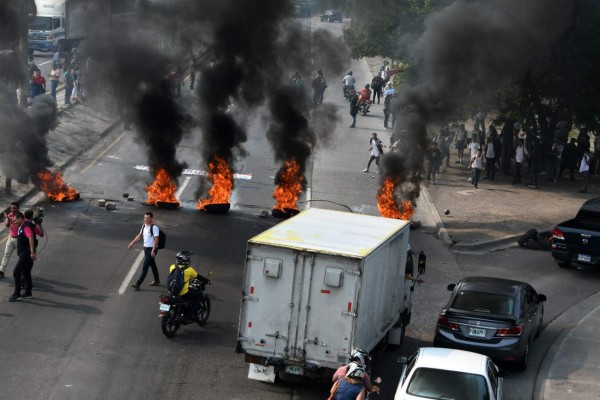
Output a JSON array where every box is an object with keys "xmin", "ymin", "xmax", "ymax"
[
  {"xmin": 556, "ymin": 260, "xmax": 571, "ymax": 268},
  {"xmin": 517, "ymin": 341, "xmax": 529, "ymax": 371},
  {"xmin": 535, "ymin": 311, "xmax": 544, "ymax": 338}
]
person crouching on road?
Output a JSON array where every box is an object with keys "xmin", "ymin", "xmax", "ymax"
[
  {"xmin": 8, "ymin": 212, "xmax": 37, "ymax": 302},
  {"xmin": 128, "ymin": 212, "xmax": 161, "ymax": 290},
  {"xmin": 1, "ymin": 202, "xmax": 20, "ymax": 279}
]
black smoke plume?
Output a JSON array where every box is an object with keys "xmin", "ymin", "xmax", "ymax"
[
  {"xmin": 389, "ymin": 0, "xmax": 574, "ymax": 202},
  {"xmin": 0, "ymin": 95, "xmax": 57, "ymax": 183}
]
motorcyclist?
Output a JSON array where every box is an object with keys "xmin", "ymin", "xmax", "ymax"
[
  {"xmin": 331, "ymin": 348, "xmax": 381, "ymax": 397},
  {"xmin": 342, "ymin": 71, "xmax": 356, "ymax": 97},
  {"xmin": 357, "ymin": 84, "xmax": 371, "ymax": 108},
  {"xmin": 169, "ymin": 250, "xmax": 209, "ymax": 303}
]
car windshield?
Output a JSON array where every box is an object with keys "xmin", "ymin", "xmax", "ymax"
[
  {"xmin": 29, "ymin": 16, "xmax": 53, "ymax": 31},
  {"xmin": 407, "ymin": 367, "xmax": 490, "ymax": 400},
  {"xmin": 451, "ymin": 291, "xmax": 514, "ymax": 315}
]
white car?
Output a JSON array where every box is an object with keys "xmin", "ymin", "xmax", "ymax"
[{"xmin": 394, "ymin": 347, "xmax": 504, "ymax": 400}]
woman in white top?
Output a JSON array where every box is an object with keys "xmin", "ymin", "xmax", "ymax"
[
  {"xmin": 469, "ymin": 148, "xmax": 484, "ymax": 189},
  {"xmin": 512, "ymin": 138, "xmax": 528, "ymax": 184}
]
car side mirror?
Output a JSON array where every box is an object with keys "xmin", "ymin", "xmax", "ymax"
[
  {"xmin": 396, "ymin": 356, "xmax": 408, "ymax": 364},
  {"xmin": 418, "ymin": 253, "xmax": 426, "ymax": 274},
  {"xmin": 537, "ymin": 294, "xmax": 547, "ymax": 302},
  {"xmin": 447, "ymin": 283, "xmax": 456, "ymax": 291}
]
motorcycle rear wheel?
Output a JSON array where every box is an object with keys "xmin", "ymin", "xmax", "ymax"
[
  {"xmin": 161, "ymin": 311, "xmax": 180, "ymax": 337},
  {"xmin": 196, "ymin": 296, "xmax": 211, "ymax": 326}
]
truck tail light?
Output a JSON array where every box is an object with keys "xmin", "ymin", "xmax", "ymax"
[
  {"xmin": 552, "ymin": 227, "xmax": 565, "ymax": 240},
  {"xmin": 437, "ymin": 315, "xmax": 460, "ymax": 331},
  {"xmin": 495, "ymin": 325, "xmax": 522, "ymax": 337}
]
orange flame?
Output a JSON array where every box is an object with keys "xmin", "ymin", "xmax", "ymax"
[
  {"xmin": 146, "ymin": 168, "xmax": 180, "ymax": 206},
  {"xmin": 273, "ymin": 160, "xmax": 304, "ymax": 211},
  {"xmin": 377, "ymin": 177, "xmax": 415, "ymax": 220},
  {"xmin": 197, "ymin": 156, "xmax": 233, "ymax": 209},
  {"xmin": 36, "ymin": 170, "xmax": 79, "ymax": 201}
]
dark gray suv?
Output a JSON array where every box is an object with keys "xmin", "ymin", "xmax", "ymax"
[{"xmin": 433, "ymin": 276, "xmax": 546, "ymax": 370}]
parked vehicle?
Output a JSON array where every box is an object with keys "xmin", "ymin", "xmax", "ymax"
[
  {"xmin": 433, "ymin": 276, "xmax": 546, "ymax": 370},
  {"xmin": 159, "ymin": 275, "xmax": 212, "ymax": 338},
  {"xmin": 395, "ymin": 347, "xmax": 504, "ymax": 400},
  {"xmin": 319, "ymin": 10, "xmax": 342, "ymax": 22},
  {"xmin": 237, "ymin": 208, "xmax": 426, "ymax": 382},
  {"xmin": 551, "ymin": 197, "xmax": 600, "ymax": 268}
]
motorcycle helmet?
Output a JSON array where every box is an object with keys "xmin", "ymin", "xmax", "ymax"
[
  {"xmin": 365, "ymin": 84, "xmax": 370, "ymax": 89},
  {"xmin": 176, "ymin": 250, "xmax": 192, "ymax": 265},
  {"xmin": 346, "ymin": 362, "xmax": 365, "ymax": 379},
  {"xmin": 350, "ymin": 348, "xmax": 371, "ymax": 367}
]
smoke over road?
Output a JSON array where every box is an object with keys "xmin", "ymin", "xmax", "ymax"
[{"xmin": 389, "ymin": 0, "xmax": 574, "ymax": 203}]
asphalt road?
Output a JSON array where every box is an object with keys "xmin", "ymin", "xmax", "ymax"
[{"xmin": 2, "ymin": 17, "xmax": 599, "ymax": 400}]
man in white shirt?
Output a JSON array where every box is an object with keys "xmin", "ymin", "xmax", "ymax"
[
  {"xmin": 128, "ymin": 212, "xmax": 161, "ymax": 290},
  {"xmin": 342, "ymin": 71, "xmax": 356, "ymax": 96},
  {"xmin": 363, "ymin": 132, "xmax": 383, "ymax": 173},
  {"xmin": 512, "ymin": 138, "xmax": 528, "ymax": 184}
]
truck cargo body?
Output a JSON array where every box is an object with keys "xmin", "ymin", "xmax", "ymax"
[{"xmin": 237, "ymin": 208, "xmax": 415, "ymax": 380}]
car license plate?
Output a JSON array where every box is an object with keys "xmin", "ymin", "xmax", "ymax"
[
  {"xmin": 285, "ymin": 366, "xmax": 304, "ymax": 376},
  {"xmin": 578, "ymin": 254, "xmax": 591, "ymax": 262},
  {"xmin": 469, "ymin": 327, "xmax": 486, "ymax": 338},
  {"xmin": 159, "ymin": 303, "xmax": 170, "ymax": 312}
]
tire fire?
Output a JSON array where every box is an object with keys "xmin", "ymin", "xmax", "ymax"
[
  {"xmin": 273, "ymin": 160, "xmax": 303, "ymax": 213},
  {"xmin": 36, "ymin": 170, "xmax": 79, "ymax": 202},
  {"xmin": 377, "ymin": 177, "xmax": 415, "ymax": 220},
  {"xmin": 197, "ymin": 155, "xmax": 233, "ymax": 210},
  {"xmin": 146, "ymin": 168, "xmax": 180, "ymax": 207}
]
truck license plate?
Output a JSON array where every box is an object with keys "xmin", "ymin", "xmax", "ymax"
[
  {"xmin": 285, "ymin": 366, "xmax": 304, "ymax": 376},
  {"xmin": 578, "ymin": 254, "xmax": 591, "ymax": 262},
  {"xmin": 469, "ymin": 328, "xmax": 486, "ymax": 338},
  {"xmin": 159, "ymin": 303, "xmax": 170, "ymax": 312}
]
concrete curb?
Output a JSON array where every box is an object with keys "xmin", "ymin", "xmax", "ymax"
[
  {"xmin": 419, "ymin": 186, "xmax": 454, "ymax": 247},
  {"xmin": 533, "ymin": 290, "xmax": 600, "ymax": 400},
  {"xmin": 452, "ymin": 235, "xmax": 521, "ymax": 254}
]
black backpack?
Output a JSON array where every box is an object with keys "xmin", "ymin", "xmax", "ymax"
[
  {"xmin": 141, "ymin": 224, "xmax": 166, "ymax": 249},
  {"xmin": 167, "ymin": 265, "xmax": 188, "ymax": 295}
]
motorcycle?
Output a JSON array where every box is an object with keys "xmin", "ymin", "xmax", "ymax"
[
  {"xmin": 343, "ymin": 85, "xmax": 356, "ymax": 102},
  {"xmin": 358, "ymin": 99, "xmax": 372, "ymax": 116},
  {"xmin": 159, "ymin": 272, "xmax": 213, "ymax": 338}
]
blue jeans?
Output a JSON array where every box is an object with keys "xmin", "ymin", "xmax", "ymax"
[
  {"xmin": 65, "ymin": 84, "xmax": 73, "ymax": 104},
  {"xmin": 136, "ymin": 247, "xmax": 159, "ymax": 285},
  {"xmin": 51, "ymin": 80, "xmax": 59, "ymax": 100}
]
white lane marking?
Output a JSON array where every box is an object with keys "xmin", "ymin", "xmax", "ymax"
[
  {"xmin": 39, "ymin": 60, "xmax": 53, "ymax": 66},
  {"xmin": 119, "ymin": 251, "xmax": 144, "ymax": 295},
  {"xmin": 175, "ymin": 176, "xmax": 191, "ymax": 199},
  {"xmin": 134, "ymin": 165, "xmax": 252, "ymax": 180}
]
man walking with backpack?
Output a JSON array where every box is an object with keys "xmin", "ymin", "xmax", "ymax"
[{"xmin": 128, "ymin": 212, "xmax": 162, "ymax": 290}]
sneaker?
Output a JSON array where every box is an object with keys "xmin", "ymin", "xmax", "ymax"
[
  {"xmin": 131, "ymin": 283, "xmax": 140, "ymax": 291},
  {"xmin": 23, "ymin": 292, "xmax": 33, "ymax": 299},
  {"xmin": 362, "ymin": 169, "xmax": 369, "ymax": 173},
  {"xmin": 148, "ymin": 281, "xmax": 160, "ymax": 286},
  {"xmin": 8, "ymin": 294, "xmax": 22, "ymax": 302}
]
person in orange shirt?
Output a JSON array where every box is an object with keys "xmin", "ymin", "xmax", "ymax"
[{"xmin": 356, "ymin": 84, "xmax": 371, "ymax": 107}]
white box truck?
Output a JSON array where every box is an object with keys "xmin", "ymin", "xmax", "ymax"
[
  {"xmin": 236, "ymin": 208, "xmax": 426, "ymax": 382},
  {"xmin": 28, "ymin": 0, "xmax": 115, "ymax": 54}
]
